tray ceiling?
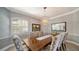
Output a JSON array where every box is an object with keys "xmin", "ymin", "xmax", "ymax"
[{"xmin": 7, "ymin": 7, "xmax": 79, "ymax": 20}]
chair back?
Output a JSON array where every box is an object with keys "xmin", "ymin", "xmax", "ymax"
[
  {"xmin": 52, "ymin": 34, "xmax": 62, "ymax": 51},
  {"xmin": 50, "ymin": 32, "xmax": 68, "ymax": 51},
  {"xmin": 58, "ymin": 32, "xmax": 68, "ymax": 48},
  {"xmin": 13, "ymin": 35, "xmax": 24, "ymax": 51},
  {"xmin": 58, "ymin": 32, "xmax": 65, "ymax": 48},
  {"xmin": 63, "ymin": 32, "xmax": 68, "ymax": 43}
]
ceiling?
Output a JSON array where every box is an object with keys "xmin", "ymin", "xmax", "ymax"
[{"xmin": 7, "ymin": 7, "xmax": 79, "ymax": 20}]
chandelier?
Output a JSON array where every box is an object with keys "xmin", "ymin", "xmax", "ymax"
[{"xmin": 42, "ymin": 7, "xmax": 48, "ymax": 24}]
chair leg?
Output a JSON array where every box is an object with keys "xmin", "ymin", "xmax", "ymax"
[
  {"xmin": 57, "ymin": 48, "xmax": 60, "ymax": 51},
  {"xmin": 60, "ymin": 43, "xmax": 64, "ymax": 51},
  {"xmin": 60, "ymin": 46, "xmax": 62, "ymax": 51},
  {"xmin": 57, "ymin": 43, "xmax": 66, "ymax": 51},
  {"xmin": 57, "ymin": 47, "xmax": 62, "ymax": 51},
  {"xmin": 63, "ymin": 43, "xmax": 66, "ymax": 51},
  {"xmin": 62, "ymin": 43, "xmax": 66, "ymax": 51}
]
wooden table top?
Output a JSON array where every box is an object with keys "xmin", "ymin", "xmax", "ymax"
[{"xmin": 24, "ymin": 36, "xmax": 55, "ymax": 51}]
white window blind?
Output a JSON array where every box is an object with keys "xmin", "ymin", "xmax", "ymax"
[{"xmin": 11, "ymin": 18, "xmax": 28, "ymax": 34}]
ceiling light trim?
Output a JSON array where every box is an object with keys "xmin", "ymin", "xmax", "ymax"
[{"xmin": 49, "ymin": 8, "xmax": 79, "ymax": 20}]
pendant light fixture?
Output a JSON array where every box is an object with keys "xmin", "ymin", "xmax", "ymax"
[{"xmin": 42, "ymin": 7, "xmax": 48, "ymax": 24}]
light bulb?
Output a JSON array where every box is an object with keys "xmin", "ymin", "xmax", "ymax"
[{"xmin": 42, "ymin": 19, "xmax": 48, "ymax": 24}]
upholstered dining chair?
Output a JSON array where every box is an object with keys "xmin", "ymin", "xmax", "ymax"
[
  {"xmin": 49, "ymin": 32, "xmax": 67, "ymax": 51},
  {"xmin": 57, "ymin": 32, "xmax": 67, "ymax": 51},
  {"xmin": 40, "ymin": 33, "xmax": 64, "ymax": 51},
  {"xmin": 60, "ymin": 32, "xmax": 68, "ymax": 51},
  {"xmin": 40, "ymin": 32, "xmax": 67, "ymax": 51},
  {"xmin": 41, "ymin": 34, "xmax": 61, "ymax": 51},
  {"xmin": 52, "ymin": 32, "xmax": 67, "ymax": 51},
  {"xmin": 12, "ymin": 35, "xmax": 29, "ymax": 51},
  {"xmin": 51, "ymin": 34, "xmax": 62, "ymax": 51}
]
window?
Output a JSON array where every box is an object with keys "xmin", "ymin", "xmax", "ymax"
[
  {"xmin": 11, "ymin": 18, "xmax": 28, "ymax": 34},
  {"xmin": 51, "ymin": 22, "xmax": 66, "ymax": 32}
]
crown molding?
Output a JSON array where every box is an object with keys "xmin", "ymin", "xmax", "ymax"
[
  {"xmin": 6, "ymin": 7, "xmax": 79, "ymax": 20},
  {"xmin": 49, "ymin": 8, "xmax": 79, "ymax": 20},
  {"xmin": 6, "ymin": 7, "xmax": 41, "ymax": 21}
]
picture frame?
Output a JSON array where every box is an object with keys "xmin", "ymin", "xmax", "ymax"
[{"xmin": 32, "ymin": 24, "xmax": 40, "ymax": 31}]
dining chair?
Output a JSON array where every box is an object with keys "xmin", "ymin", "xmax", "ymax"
[
  {"xmin": 61, "ymin": 32, "xmax": 68, "ymax": 51},
  {"xmin": 57, "ymin": 32, "xmax": 68, "ymax": 51},
  {"xmin": 40, "ymin": 34, "xmax": 62, "ymax": 51},
  {"xmin": 40, "ymin": 32, "xmax": 67, "ymax": 51},
  {"xmin": 57, "ymin": 32, "xmax": 66, "ymax": 50},
  {"xmin": 51, "ymin": 34, "xmax": 62, "ymax": 51},
  {"xmin": 12, "ymin": 35, "xmax": 29, "ymax": 51}
]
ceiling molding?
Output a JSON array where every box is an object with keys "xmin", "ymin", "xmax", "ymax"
[
  {"xmin": 6, "ymin": 7, "xmax": 79, "ymax": 20},
  {"xmin": 6, "ymin": 7, "xmax": 41, "ymax": 21},
  {"xmin": 49, "ymin": 8, "xmax": 79, "ymax": 20}
]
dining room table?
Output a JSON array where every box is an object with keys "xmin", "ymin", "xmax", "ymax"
[{"xmin": 24, "ymin": 35, "xmax": 56, "ymax": 51}]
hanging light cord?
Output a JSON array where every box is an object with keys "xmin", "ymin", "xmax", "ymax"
[{"xmin": 43, "ymin": 7, "xmax": 47, "ymax": 17}]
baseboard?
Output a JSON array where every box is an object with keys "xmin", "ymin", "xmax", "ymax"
[
  {"xmin": 66, "ymin": 40, "xmax": 79, "ymax": 46},
  {"xmin": 0, "ymin": 44, "xmax": 14, "ymax": 51}
]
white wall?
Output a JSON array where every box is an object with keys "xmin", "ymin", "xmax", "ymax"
[{"xmin": 41, "ymin": 10, "xmax": 79, "ymax": 43}]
